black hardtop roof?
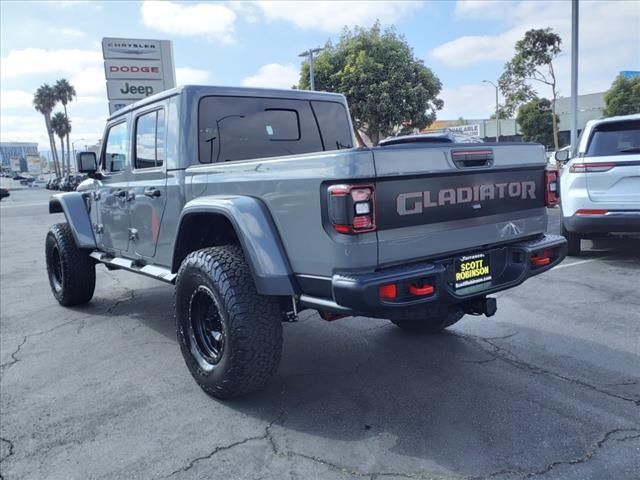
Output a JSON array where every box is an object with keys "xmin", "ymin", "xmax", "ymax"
[{"xmin": 108, "ymin": 85, "xmax": 347, "ymax": 120}]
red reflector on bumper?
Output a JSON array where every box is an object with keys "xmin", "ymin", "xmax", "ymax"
[
  {"xmin": 575, "ymin": 209, "xmax": 609, "ymax": 215},
  {"xmin": 379, "ymin": 284, "xmax": 397, "ymax": 299},
  {"xmin": 408, "ymin": 284, "xmax": 435, "ymax": 296},
  {"xmin": 531, "ymin": 256, "xmax": 551, "ymax": 266}
]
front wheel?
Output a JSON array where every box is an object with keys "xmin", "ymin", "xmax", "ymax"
[
  {"xmin": 390, "ymin": 310, "xmax": 465, "ymax": 334},
  {"xmin": 45, "ymin": 223, "xmax": 96, "ymax": 306},
  {"xmin": 175, "ymin": 245, "xmax": 283, "ymax": 399}
]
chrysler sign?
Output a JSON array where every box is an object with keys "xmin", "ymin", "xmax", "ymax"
[{"xmin": 102, "ymin": 37, "xmax": 175, "ymax": 114}]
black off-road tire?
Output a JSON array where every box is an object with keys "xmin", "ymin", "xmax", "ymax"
[
  {"xmin": 390, "ymin": 310, "xmax": 465, "ymax": 334},
  {"xmin": 45, "ymin": 223, "xmax": 96, "ymax": 306},
  {"xmin": 175, "ymin": 245, "xmax": 283, "ymax": 399},
  {"xmin": 561, "ymin": 221, "xmax": 581, "ymax": 256}
]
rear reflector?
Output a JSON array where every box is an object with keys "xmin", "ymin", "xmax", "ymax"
[
  {"xmin": 575, "ymin": 209, "xmax": 609, "ymax": 215},
  {"xmin": 570, "ymin": 162, "xmax": 615, "ymax": 173},
  {"xmin": 379, "ymin": 284, "xmax": 397, "ymax": 300},
  {"xmin": 531, "ymin": 256, "xmax": 551, "ymax": 266},
  {"xmin": 408, "ymin": 283, "xmax": 435, "ymax": 296}
]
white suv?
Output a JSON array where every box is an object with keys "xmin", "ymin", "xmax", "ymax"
[{"xmin": 557, "ymin": 114, "xmax": 640, "ymax": 255}]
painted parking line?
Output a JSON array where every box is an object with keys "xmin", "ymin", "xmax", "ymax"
[
  {"xmin": 553, "ymin": 255, "xmax": 617, "ymax": 270},
  {"xmin": 0, "ymin": 202, "xmax": 50, "ymax": 209}
]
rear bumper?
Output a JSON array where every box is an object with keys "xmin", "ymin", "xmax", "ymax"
[
  {"xmin": 299, "ymin": 234, "xmax": 567, "ymax": 315},
  {"xmin": 563, "ymin": 211, "xmax": 640, "ymax": 234}
]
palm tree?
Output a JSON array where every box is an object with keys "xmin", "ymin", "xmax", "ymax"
[
  {"xmin": 33, "ymin": 84, "xmax": 61, "ymax": 177},
  {"xmin": 51, "ymin": 113, "xmax": 71, "ymax": 177},
  {"xmin": 51, "ymin": 112, "xmax": 72, "ymax": 175},
  {"xmin": 54, "ymin": 79, "xmax": 76, "ymax": 175}
]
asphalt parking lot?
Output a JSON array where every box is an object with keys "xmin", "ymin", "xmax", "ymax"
[{"xmin": 1, "ymin": 182, "xmax": 639, "ymax": 480}]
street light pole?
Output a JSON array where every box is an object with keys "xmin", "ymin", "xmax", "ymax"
[
  {"xmin": 298, "ymin": 47, "xmax": 324, "ymax": 91},
  {"xmin": 482, "ymin": 80, "xmax": 500, "ymax": 143},
  {"xmin": 570, "ymin": 0, "xmax": 579, "ymax": 158}
]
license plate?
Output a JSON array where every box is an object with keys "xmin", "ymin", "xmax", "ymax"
[{"xmin": 455, "ymin": 253, "xmax": 491, "ymax": 289}]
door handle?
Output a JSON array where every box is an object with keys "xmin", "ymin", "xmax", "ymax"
[{"xmin": 144, "ymin": 187, "xmax": 161, "ymax": 198}]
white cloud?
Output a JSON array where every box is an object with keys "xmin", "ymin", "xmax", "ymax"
[
  {"xmin": 255, "ymin": 1, "xmax": 422, "ymax": 32},
  {"xmin": 438, "ymin": 84, "xmax": 500, "ymax": 119},
  {"xmin": 1, "ymin": 90, "xmax": 33, "ymax": 110},
  {"xmin": 70, "ymin": 67, "xmax": 106, "ymax": 97},
  {"xmin": 140, "ymin": 1, "xmax": 236, "ymax": 43},
  {"xmin": 0, "ymin": 48, "xmax": 102, "ymax": 79},
  {"xmin": 176, "ymin": 67, "xmax": 211, "ymax": 85},
  {"xmin": 59, "ymin": 27, "xmax": 85, "ymax": 38},
  {"xmin": 429, "ymin": 28, "xmax": 527, "ymax": 67},
  {"xmin": 241, "ymin": 63, "xmax": 298, "ymax": 89}
]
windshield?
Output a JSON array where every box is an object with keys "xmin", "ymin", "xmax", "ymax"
[{"xmin": 585, "ymin": 120, "xmax": 640, "ymax": 157}]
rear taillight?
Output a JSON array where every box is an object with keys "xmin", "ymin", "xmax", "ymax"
[
  {"xmin": 569, "ymin": 162, "xmax": 615, "ymax": 173},
  {"xmin": 545, "ymin": 169, "xmax": 559, "ymax": 207},
  {"xmin": 328, "ymin": 184, "xmax": 376, "ymax": 234}
]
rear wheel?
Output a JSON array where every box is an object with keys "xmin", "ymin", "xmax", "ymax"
[
  {"xmin": 390, "ymin": 310, "xmax": 464, "ymax": 334},
  {"xmin": 45, "ymin": 223, "xmax": 96, "ymax": 306},
  {"xmin": 175, "ymin": 245, "xmax": 283, "ymax": 399},
  {"xmin": 561, "ymin": 221, "xmax": 581, "ymax": 256}
]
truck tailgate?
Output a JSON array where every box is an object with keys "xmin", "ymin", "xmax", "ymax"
[{"xmin": 373, "ymin": 144, "xmax": 548, "ymax": 266}]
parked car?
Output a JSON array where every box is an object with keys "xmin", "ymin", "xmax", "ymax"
[
  {"xmin": 12, "ymin": 174, "xmax": 26, "ymax": 181},
  {"xmin": 47, "ymin": 85, "xmax": 566, "ymax": 399},
  {"xmin": 558, "ymin": 114, "xmax": 640, "ymax": 255},
  {"xmin": 380, "ymin": 130, "xmax": 484, "ymax": 146},
  {"xmin": 0, "ymin": 188, "xmax": 9, "ymax": 200}
]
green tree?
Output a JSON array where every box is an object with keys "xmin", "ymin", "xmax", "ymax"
[
  {"xmin": 499, "ymin": 28, "xmax": 562, "ymax": 150},
  {"xmin": 603, "ymin": 75, "xmax": 640, "ymax": 117},
  {"xmin": 516, "ymin": 98, "xmax": 557, "ymax": 149},
  {"xmin": 33, "ymin": 84, "xmax": 61, "ymax": 177},
  {"xmin": 299, "ymin": 23, "xmax": 443, "ymax": 145},
  {"xmin": 51, "ymin": 112, "xmax": 71, "ymax": 176},
  {"xmin": 54, "ymin": 79, "xmax": 76, "ymax": 174}
]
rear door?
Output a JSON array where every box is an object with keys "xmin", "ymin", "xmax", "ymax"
[
  {"xmin": 129, "ymin": 106, "xmax": 168, "ymax": 258},
  {"xmin": 373, "ymin": 144, "xmax": 548, "ymax": 266},
  {"xmin": 584, "ymin": 119, "xmax": 640, "ymax": 204}
]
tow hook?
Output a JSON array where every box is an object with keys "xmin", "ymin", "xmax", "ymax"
[{"xmin": 464, "ymin": 297, "xmax": 498, "ymax": 317}]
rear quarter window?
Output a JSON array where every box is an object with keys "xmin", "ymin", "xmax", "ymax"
[
  {"xmin": 586, "ymin": 120, "xmax": 640, "ymax": 157},
  {"xmin": 198, "ymin": 96, "xmax": 323, "ymax": 163}
]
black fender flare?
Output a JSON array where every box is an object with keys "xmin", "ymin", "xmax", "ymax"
[
  {"xmin": 49, "ymin": 192, "xmax": 96, "ymax": 249},
  {"xmin": 172, "ymin": 195, "xmax": 296, "ymax": 296}
]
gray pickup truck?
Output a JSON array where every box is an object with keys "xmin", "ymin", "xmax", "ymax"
[{"xmin": 47, "ymin": 86, "xmax": 566, "ymax": 398}]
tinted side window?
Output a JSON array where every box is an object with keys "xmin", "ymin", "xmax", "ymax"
[
  {"xmin": 103, "ymin": 121, "xmax": 129, "ymax": 173},
  {"xmin": 586, "ymin": 120, "xmax": 640, "ymax": 157},
  {"xmin": 135, "ymin": 109, "xmax": 165, "ymax": 169},
  {"xmin": 198, "ymin": 97, "xmax": 323, "ymax": 163},
  {"xmin": 310, "ymin": 101, "xmax": 353, "ymax": 151}
]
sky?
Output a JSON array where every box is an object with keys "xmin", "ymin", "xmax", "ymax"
[{"xmin": 1, "ymin": 0, "xmax": 638, "ymax": 150}]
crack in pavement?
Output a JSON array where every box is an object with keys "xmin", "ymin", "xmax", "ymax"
[
  {"xmin": 0, "ymin": 290, "xmax": 137, "ymax": 374},
  {"xmin": 458, "ymin": 333, "xmax": 640, "ymax": 406},
  {"xmin": 0, "ymin": 436, "xmax": 16, "ymax": 480},
  {"xmin": 0, "ymin": 337, "xmax": 27, "ymax": 371},
  {"xmin": 477, "ymin": 428, "xmax": 640, "ymax": 479}
]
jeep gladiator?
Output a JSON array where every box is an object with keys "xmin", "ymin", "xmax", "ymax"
[{"xmin": 46, "ymin": 86, "xmax": 567, "ymax": 398}]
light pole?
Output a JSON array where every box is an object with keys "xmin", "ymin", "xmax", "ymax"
[
  {"xmin": 298, "ymin": 47, "xmax": 324, "ymax": 90},
  {"xmin": 482, "ymin": 80, "xmax": 500, "ymax": 143}
]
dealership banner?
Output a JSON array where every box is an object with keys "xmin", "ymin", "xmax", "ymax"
[{"xmin": 102, "ymin": 37, "xmax": 176, "ymax": 114}]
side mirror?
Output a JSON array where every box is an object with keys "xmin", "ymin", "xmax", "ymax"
[
  {"xmin": 76, "ymin": 151, "xmax": 97, "ymax": 173},
  {"xmin": 554, "ymin": 149, "xmax": 570, "ymax": 163}
]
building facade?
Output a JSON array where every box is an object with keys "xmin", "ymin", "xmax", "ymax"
[{"xmin": 0, "ymin": 142, "xmax": 39, "ymax": 167}]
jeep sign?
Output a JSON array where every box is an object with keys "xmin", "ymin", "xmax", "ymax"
[
  {"xmin": 107, "ymin": 80, "xmax": 165, "ymax": 100},
  {"xmin": 102, "ymin": 37, "xmax": 175, "ymax": 114}
]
